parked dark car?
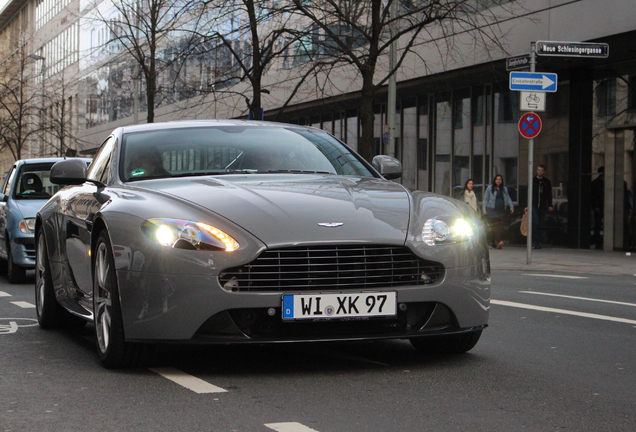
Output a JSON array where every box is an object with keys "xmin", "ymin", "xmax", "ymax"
[
  {"xmin": 0, "ymin": 158, "xmax": 91, "ymax": 283},
  {"xmin": 35, "ymin": 120, "xmax": 490, "ymax": 368}
]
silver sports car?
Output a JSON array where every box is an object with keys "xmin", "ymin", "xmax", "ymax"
[{"xmin": 36, "ymin": 120, "xmax": 490, "ymax": 368}]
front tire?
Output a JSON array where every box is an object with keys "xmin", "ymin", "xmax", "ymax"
[
  {"xmin": 93, "ymin": 231, "xmax": 149, "ymax": 368},
  {"xmin": 410, "ymin": 330, "xmax": 483, "ymax": 355}
]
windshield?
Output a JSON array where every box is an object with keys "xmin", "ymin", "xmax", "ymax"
[
  {"xmin": 13, "ymin": 163, "xmax": 60, "ymax": 200},
  {"xmin": 120, "ymin": 126, "xmax": 375, "ymax": 182}
]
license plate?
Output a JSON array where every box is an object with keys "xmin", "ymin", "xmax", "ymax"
[{"xmin": 282, "ymin": 292, "xmax": 396, "ymax": 320}]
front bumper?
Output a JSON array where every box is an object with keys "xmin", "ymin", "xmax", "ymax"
[{"xmin": 118, "ymin": 262, "xmax": 490, "ymax": 343}]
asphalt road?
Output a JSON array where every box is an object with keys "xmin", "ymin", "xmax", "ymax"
[{"xmin": 1, "ymin": 269, "xmax": 635, "ymax": 432}]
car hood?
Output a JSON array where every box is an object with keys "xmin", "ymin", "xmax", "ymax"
[
  {"xmin": 11, "ymin": 198, "xmax": 50, "ymax": 220},
  {"xmin": 143, "ymin": 175, "xmax": 411, "ymax": 246}
]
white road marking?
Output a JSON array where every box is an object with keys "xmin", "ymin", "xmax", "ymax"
[
  {"xmin": 0, "ymin": 291, "xmax": 11, "ymax": 297},
  {"xmin": 149, "ymin": 367, "xmax": 227, "ymax": 394},
  {"xmin": 11, "ymin": 301, "xmax": 35, "ymax": 309},
  {"xmin": 491, "ymin": 300, "xmax": 636, "ymax": 325},
  {"xmin": 520, "ymin": 291, "xmax": 636, "ymax": 307},
  {"xmin": 265, "ymin": 422, "xmax": 320, "ymax": 432},
  {"xmin": 521, "ymin": 273, "xmax": 588, "ymax": 279}
]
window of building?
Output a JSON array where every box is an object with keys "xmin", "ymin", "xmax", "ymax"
[
  {"xmin": 595, "ymin": 78, "xmax": 616, "ymax": 116},
  {"xmin": 497, "ymin": 90, "xmax": 519, "ymax": 123}
]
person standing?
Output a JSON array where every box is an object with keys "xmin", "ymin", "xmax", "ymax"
[
  {"xmin": 483, "ymin": 174, "xmax": 514, "ymax": 249},
  {"xmin": 526, "ymin": 164, "xmax": 554, "ymax": 249},
  {"xmin": 462, "ymin": 179, "xmax": 478, "ymax": 212}
]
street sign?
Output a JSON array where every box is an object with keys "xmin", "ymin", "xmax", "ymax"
[
  {"xmin": 518, "ymin": 113, "xmax": 542, "ymax": 139},
  {"xmin": 509, "ymin": 72, "xmax": 558, "ymax": 92},
  {"xmin": 520, "ymin": 91, "xmax": 546, "ymax": 112},
  {"xmin": 536, "ymin": 41, "xmax": 609, "ymax": 58},
  {"xmin": 506, "ymin": 53, "xmax": 531, "ymax": 71}
]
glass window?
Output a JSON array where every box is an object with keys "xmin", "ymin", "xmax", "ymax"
[
  {"xmin": 88, "ymin": 136, "xmax": 116, "ymax": 183},
  {"xmin": 595, "ymin": 78, "xmax": 616, "ymax": 116},
  {"xmin": 120, "ymin": 126, "xmax": 375, "ymax": 182},
  {"xmin": 434, "ymin": 95, "xmax": 452, "ymax": 196}
]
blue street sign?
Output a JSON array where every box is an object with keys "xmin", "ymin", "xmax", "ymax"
[{"xmin": 509, "ymin": 72, "xmax": 558, "ymax": 92}]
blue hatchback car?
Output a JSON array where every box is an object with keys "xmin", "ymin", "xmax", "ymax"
[{"xmin": 0, "ymin": 158, "xmax": 91, "ymax": 283}]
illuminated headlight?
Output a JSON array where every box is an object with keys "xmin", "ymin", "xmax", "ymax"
[
  {"xmin": 423, "ymin": 216, "xmax": 476, "ymax": 246},
  {"xmin": 19, "ymin": 218, "xmax": 36, "ymax": 234},
  {"xmin": 141, "ymin": 218, "xmax": 239, "ymax": 252}
]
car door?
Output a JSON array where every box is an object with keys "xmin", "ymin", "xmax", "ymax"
[
  {"xmin": 64, "ymin": 137, "xmax": 116, "ymax": 299},
  {"xmin": 0, "ymin": 165, "xmax": 17, "ymax": 260}
]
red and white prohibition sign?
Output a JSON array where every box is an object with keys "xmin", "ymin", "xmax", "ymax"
[{"xmin": 518, "ymin": 112, "xmax": 542, "ymax": 139}]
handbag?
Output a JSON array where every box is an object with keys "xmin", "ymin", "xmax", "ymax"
[{"xmin": 520, "ymin": 211, "xmax": 528, "ymax": 236}]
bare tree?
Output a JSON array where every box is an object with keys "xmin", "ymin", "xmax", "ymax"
[
  {"xmin": 187, "ymin": 0, "xmax": 330, "ymax": 121},
  {"xmin": 41, "ymin": 69, "xmax": 83, "ymax": 157},
  {"xmin": 0, "ymin": 44, "xmax": 43, "ymax": 160},
  {"xmin": 86, "ymin": 0, "xmax": 208, "ymax": 123},
  {"xmin": 291, "ymin": 0, "xmax": 516, "ymax": 161}
]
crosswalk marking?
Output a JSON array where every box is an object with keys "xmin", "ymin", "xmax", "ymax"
[
  {"xmin": 492, "ymin": 300, "xmax": 636, "ymax": 325},
  {"xmin": 11, "ymin": 301, "xmax": 35, "ymax": 309},
  {"xmin": 149, "ymin": 367, "xmax": 227, "ymax": 394},
  {"xmin": 265, "ymin": 423, "xmax": 320, "ymax": 432},
  {"xmin": 0, "ymin": 291, "xmax": 11, "ymax": 297}
]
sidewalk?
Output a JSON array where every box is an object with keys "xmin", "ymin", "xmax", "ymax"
[{"xmin": 488, "ymin": 244, "xmax": 635, "ymax": 276}]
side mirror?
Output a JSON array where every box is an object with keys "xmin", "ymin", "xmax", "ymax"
[
  {"xmin": 50, "ymin": 159, "xmax": 88, "ymax": 185},
  {"xmin": 0, "ymin": 193, "xmax": 7, "ymax": 203},
  {"xmin": 372, "ymin": 155, "xmax": 402, "ymax": 180}
]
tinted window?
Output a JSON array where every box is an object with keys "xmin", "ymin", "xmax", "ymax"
[{"xmin": 120, "ymin": 126, "xmax": 374, "ymax": 182}]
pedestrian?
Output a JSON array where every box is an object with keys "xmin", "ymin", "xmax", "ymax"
[
  {"xmin": 483, "ymin": 174, "xmax": 514, "ymax": 249},
  {"xmin": 525, "ymin": 164, "xmax": 554, "ymax": 249},
  {"xmin": 590, "ymin": 166, "xmax": 604, "ymax": 249},
  {"xmin": 462, "ymin": 178, "xmax": 478, "ymax": 212}
]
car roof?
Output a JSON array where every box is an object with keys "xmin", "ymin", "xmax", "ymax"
[
  {"xmin": 14, "ymin": 157, "xmax": 91, "ymax": 166},
  {"xmin": 117, "ymin": 119, "xmax": 321, "ymax": 135}
]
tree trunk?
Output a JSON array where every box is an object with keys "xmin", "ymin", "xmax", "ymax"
[{"xmin": 357, "ymin": 72, "xmax": 376, "ymax": 162}]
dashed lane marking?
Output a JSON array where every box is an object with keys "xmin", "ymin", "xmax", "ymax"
[
  {"xmin": 521, "ymin": 273, "xmax": 588, "ymax": 279},
  {"xmin": 520, "ymin": 291, "xmax": 636, "ymax": 307},
  {"xmin": 11, "ymin": 301, "xmax": 35, "ymax": 309},
  {"xmin": 149, "ymin": 367, "xmax": 228, "ymax": 394},
  {"xmin": 0, "ymin": 291, "xmax": 11, "ymax": 297},
  {"xmin": 492, "ymin": 300, "xmax": 636, "ymax": 325},
  {"xmin": 265, "ymin": 423, "xmax": 320, "ymax": 432}
]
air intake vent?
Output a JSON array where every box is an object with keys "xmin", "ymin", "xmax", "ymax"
[{"xmin": 220, "ymin": 245, "xmax": 443, "ymax": 292}]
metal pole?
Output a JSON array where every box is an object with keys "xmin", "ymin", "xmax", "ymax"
[
  {"xmin": 387, "ymin": 0, "xmax": 398, "ymax": 157},
  {"xmin": 526, "ymin": 43, "xmax": 536, "ymax": 264}
]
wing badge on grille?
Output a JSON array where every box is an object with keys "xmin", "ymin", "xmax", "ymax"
[{"xmin": 317, "ymin": 222, "xmax": 344, "ymax": 227}]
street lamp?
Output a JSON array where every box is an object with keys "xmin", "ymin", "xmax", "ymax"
[{"xmin": 28, "ymin": 54, "xmax": 46, "ymax": 156}]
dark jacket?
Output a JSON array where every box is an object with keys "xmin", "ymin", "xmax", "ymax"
[{"xmin": 532, "ymin": 176, "xmax": 553, "ymax": 210}]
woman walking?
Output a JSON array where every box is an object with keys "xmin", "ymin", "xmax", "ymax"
[
  {"xmin": 482, "ymin": 174, "xmax": 514, "ymax": 249},
  {"xmin": 462, "ymin": 179, "xmax": 478, "ymax": 212}
]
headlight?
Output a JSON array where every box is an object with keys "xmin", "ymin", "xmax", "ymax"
[
  {"xmin": 141, "ymin": 218, "xmax": 239, "ymax": 252},
  {"xmin": 19, "ymin": 218, "xmax": 36, "ymax": 234},
  {"xmin": 422, "ymin": 215, "xmax": 476, "ymax": 246}
]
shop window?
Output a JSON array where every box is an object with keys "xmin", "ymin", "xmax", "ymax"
[
  {"xmin": 497, "ymin": 90, "xmax": 518, "ymax": 123},
  {"xmin": 595, "ymin": 78, "xmax": 616, "ymax": 116},
  {"xmin": 628, "ymin": 75, "xmax": 636, "ymax": 111},
  {"xmin": 453, "ymin": 98, "xmax": 463, "ymax": 129}
]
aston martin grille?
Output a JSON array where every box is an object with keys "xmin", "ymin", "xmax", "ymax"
[{"xmin": 219, "ymin": 245, "xmax": 444, "ymax": 292}]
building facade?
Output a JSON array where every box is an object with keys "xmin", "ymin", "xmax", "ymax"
[{"xmin": 0, "ymin": 0, "xmax": 634, "ymax": 250}]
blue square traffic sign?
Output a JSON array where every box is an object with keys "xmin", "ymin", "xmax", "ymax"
[{"xmin": 510, "ymin": 72, "xmax": 558, "ymax": 92}]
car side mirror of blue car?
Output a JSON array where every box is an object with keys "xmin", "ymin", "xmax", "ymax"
[{"xmin": 372, "ymin": 155, "xmax": 402, "ymax": 180}]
